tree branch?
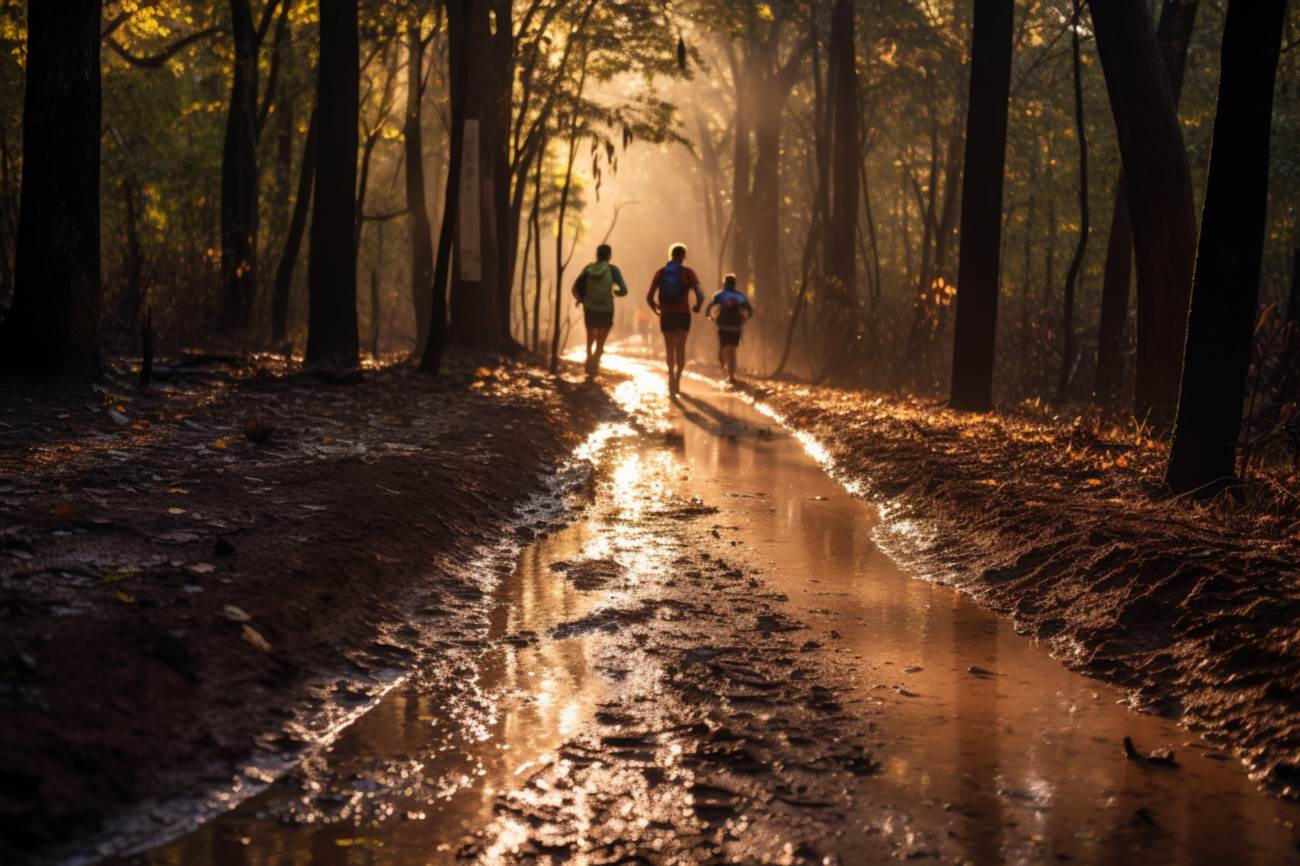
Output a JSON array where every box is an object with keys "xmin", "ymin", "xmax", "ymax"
[{"xmin": 107, "ymin": 25, "xmax": 221, "ymax": 69}]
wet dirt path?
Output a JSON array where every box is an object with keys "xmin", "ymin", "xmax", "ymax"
[{"xmin": 107, "ymin": 355, "xmax": 1299, "ymax": 865}]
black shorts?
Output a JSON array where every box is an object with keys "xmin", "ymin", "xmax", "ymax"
[
  {"xmin": 718, "ymin": 329, "xmax": 741, "ymax": 347},
  {"xmin": 584, "ymin": 308, "xmax": 613, "ymax": 329},
  {"xmin": 660, "ymin": 311, "xmax": 692, "ymax": 333}
]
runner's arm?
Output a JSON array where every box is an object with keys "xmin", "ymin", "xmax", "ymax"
[
  {"xmin": 704, "ymin": 299, "xmax": 720, "ymax": 321},
  {"xmin": 646, "ymin": 271, "xmax": 661, "ymax": 315},
  {"xmin": 611, "ymin": 265, "xmax": 629, "ymax": 297}
]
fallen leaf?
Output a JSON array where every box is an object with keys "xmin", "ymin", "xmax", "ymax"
[
  {"xmin": 223, "ymin": 604, "xmax": 251, "ymax": 623},
  {"xmin": 212, "ymin": 438, "xmax": 228, "ymax": 450},
  {"xmin": 168, "ymin": 507, "xmax": 187, "ymax": 515},
  {"xmin": 187, "ymin": 562, "xmax": 216, "ymax": 574},
  {"xmin": 115, "ymin": 591, "xmax": 136, "ymax": 604},
  {"xmin": 101, "ymin": 569, "xmax": 137, "ymax": 584},
  {"xmin": 241, "ymin": 624, "xmax": 272, "ymax": 652}
]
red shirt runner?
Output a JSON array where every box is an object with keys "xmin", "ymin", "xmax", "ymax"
[{"xmin": 650, "ymin": 264, "xmax": 701, "ymax": 313}]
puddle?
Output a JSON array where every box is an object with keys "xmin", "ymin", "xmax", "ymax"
[{"xmin": 105, "ymin": 354, "xmax": 1300, "ymax": 865}]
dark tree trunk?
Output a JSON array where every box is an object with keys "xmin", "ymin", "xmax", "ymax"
[
  {"xmin": 1165, "ymin": 0, "xmax": 1287, "ymax": 493},
  {"xmin": 529, "ymin": 150, "xmax": 543, "ymax": 353},
  {"xmin": 405, "ymin": 22, "xmax": 435, "ymax": 353},
  {"xmin": 116, "ymin": 180, "xmax": 146, "ymax": 328},
  {"xmin": 448, "ymin": 1, "xmax": 500, "ymax": 352},
  {"xmin": 731, "ymin": 60, "xmax": 753, "ymax": 293},
  {"xmin": 949, "ymin": 0, "xmax": 1014, "ymax": 412},
  {"xmin": 1058, "ymin": 7, "xmax": 1090, "ymax": 402},
  {"xmin": 1089, "ymin": 0, "xmax": 1198, "ymax": 427},
  {"xmin": 491, "ymin": 0, "xmax": 517, "ymax": 349},
  {"xmin": 1093, "ymin": 182, "xmax": 1132, "ymax": 401},
  {"xmin": 824, "ymin": 0, "xmax": 860, "ymax": 381},
  {"xmin": 1093, "ymin": 0, "xmax": 1200, "ymax": 404},
  {"xmin": 420, "ymin": 0, "xmax": 468, "ymax": 373},
  {"xmin": 370, "ymin": 222, "xmax": 384, "ymax": 359},
  {"xmin": 271, "ymin": 104, "xmax": 317, "ymax": 345},
  {"xmin": 750, "ymin": 76, "xmax": 782, "ymax": 311},
  {"xmin": 221, "ymin": 0, "xmax": 259, "ymax": 331},
  {"xmin": 271, "ymin": 80, "xmax": 294, "ymax": 253},
  {"xmin": 305, "ymin": 0, "xmax": 360, "ymax": 369},
  {"xmin": 0, "ymin": 0, "xmax": 101, "ymax": 373}
]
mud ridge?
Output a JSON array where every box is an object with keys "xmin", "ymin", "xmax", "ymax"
[{"xmin": 0, "ymin": 353, "xmax": 617, "ymax": 864}]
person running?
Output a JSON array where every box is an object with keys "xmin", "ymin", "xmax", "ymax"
[
  {"xmin": 572, "ymin": 243, "xmax": 629, "ymax": 376},
  {"xmin": 646, "ymin": 243, "xmax": 704, "ymax": 397},
  {"xmin": 705, "ymin": 274, "xmax": 753, "ymax": 386}
]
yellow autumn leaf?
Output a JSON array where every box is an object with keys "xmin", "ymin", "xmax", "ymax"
[
  {"xmin": 1084, "ymin": 478, "xmax": 1103, "ymax": 487},
  {"xmin": 212, "ymin": 438, "xmax": 228, "ymax": 450},
  {"xmin": 115, "ymin": 591, "xmax": 136, "ymax": 604},
  {"xmin": 241, "ymin": 625, "xmax": 272, "ymax": 652}
]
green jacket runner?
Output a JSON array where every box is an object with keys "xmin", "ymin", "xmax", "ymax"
[{"xmin": 581, "ymin": 261, "xmax": 629, "ymax": 313}]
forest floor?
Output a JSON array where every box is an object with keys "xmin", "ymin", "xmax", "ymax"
[
  {"xmin": 0, "ymin": 351, "xmax": 613, "ymax": 862},
  {"xmin": 745, "ymin": 380, "xmax": 1300, "ymax": 801}
]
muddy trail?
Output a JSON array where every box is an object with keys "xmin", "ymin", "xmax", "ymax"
[{"xmin": 100, "ymin": 355, "xmax": 1299, "ymax": 865}]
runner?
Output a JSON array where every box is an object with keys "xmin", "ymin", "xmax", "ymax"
[
  {"xmin": 646, "ymin": 243, "xmax": 704, "ymax": 397},
  {"xmin": 704, "ymin": 274, "xmax": 753, "ymax": 386},
  {"xmin": 571, "ymin": 244, "xmax": 630, "ymax": 377}
]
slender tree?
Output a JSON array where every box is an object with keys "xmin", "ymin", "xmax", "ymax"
[
  {"xmin": 271, "ymin": 104, "xmax": 317, "ymax": 345},
  {"xmin": 405, "ymin": 19, "xmax": 436, "ymax": 352},
  {"xmin": 1057, "ymin": 1, "xmax": 1090, "ymax": 401},
  {"xmin": 0, "ymin": 0, "xmax": 101, "ymax": 373},
  {"xmin": 824, "ymin": 0, "xmax": 860, "ymax": 381},
  {"xmin": 420, "ymin": 0, "xmax": 468, "ymax": 374},
  {"xmin": 1089, "ymin": 0, "xmax": 1197, "ymax": 427},
  {"xmin": 305, "ymin": 0, "xmax": 360, "ymax": 369},
  {"xmin": 1165, "ymin": 0, "xmax": 1289, "ymax": 493},
  {"xmin": 949, "ymin": 0, "xmax": 1014, "ymax": 411},
  {"xmin": 1093, "ymin": 0, "xmax": 1200, "ymax": 404},
  {"xmin": 220, "ymin": 0, "xmax": 259, "ymax": 331}
]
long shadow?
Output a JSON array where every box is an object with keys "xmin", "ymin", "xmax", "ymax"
[{"xmin": 676, "ymin": 391, "xmax": 755, "ymax": 439}]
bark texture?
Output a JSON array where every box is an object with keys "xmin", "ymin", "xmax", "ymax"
[
  {"xmin": 0, "ymin": 0, "xmax": 102, "ymax": 374},
  {"xmin": 305, "ymin": 0, "xmax": 360, "ymax": 369},
  {"xmin": 1089, "ymin": 0, "xmax": 1198, "ymax": 426},
  {"xmin": 949, "ymin": 0, "xmax": 1014, "ymax": 411},
  {"xmin": 1165, "ymin": 0, "xmax": 1288, "ymax": 492}
]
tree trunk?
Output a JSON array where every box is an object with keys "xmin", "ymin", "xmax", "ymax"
[
  {"xmin": 824, "ymin": 0, "xmax": 860, "ymax": 381},
  {"xmin": 0, "ymin": 0, "xmax": 101, "ymax": 373},
  {"xmin": 1093, "ymin": 0, "xmax": 1200, "ymax": 404},
  {"xmin": 530, "ymin": 149, "xmax": 544, "ymax": 353},
  {"xmin": 116, "ymin": 179, "xmax": 146, "ymax": 328},
  {"xmin": 221, "ymin": 0, "xmax": 259, "ymax": 331},
  {"xmin": 448, "ymin": 1, "xmax": 500, "ymax": 352},
  {"xmin": 420, "ymin": 0, "xmax": 468, "ymax": 374},
  {"xmin": 1164, "ymin": 0, "xmax": 1287, "ymax": 493},
  {"xmin": 271, "ymin": 104, "xmax": 317, "ymax": 345},
  {"xmin": 1089, "ymin": 0, "xmax": 1198, "ymax": 427},
  {"xmin": 405, "ymin": 23, "xmax": 435, "ymax": 353},
  {"xmin": 1058, "ymin": 10, "xmax": 1089, "ymax": 403},
  {"xmin": 731, "ymin": 59, "xmax": 753, "ymax": 293},
  {"xmin": 550, "ymin": 128, "xmax": 579, "ymax": 373},
  {"xmin": 949, "ymin": 0, "xmax": 1014, "ymax": 412},
  {"xmin": 305, "ymin": 0, "xmax": 360, "ymax": 369},
  {"xmin": 370, "ymin": 222, "xmax": 384, "ymax": 359},
  {"xmin": 491, "ymin": 0, "xmax": 517, "ymax": 350}
]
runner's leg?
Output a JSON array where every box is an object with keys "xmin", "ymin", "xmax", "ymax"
[
  {"xmin": 661, "ymin": 330, "xmax": 675, "ymax": 392},
  {"xmin": 593, "ymin": 327, "xmax": 610, "ymax": 371}
]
